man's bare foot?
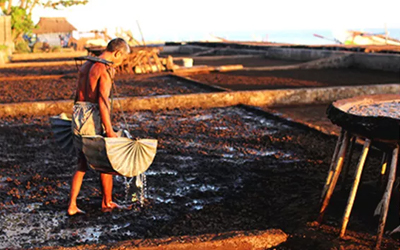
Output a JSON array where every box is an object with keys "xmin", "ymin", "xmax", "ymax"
[
  {"xmin": 101, "ymin": 202, "xmax": 130, "ymax": 213},
  {"xmin": 67, "ymin": 207, "xmax": 86, "ymax": 216}
]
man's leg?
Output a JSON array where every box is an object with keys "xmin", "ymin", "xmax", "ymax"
[
  {"xmin": 68, "ymin": 152, "xmax": 88, "ymax": 215},
  {"xmin": 100, "ymin": 173, "xmax": 121, "ymax": 212}
]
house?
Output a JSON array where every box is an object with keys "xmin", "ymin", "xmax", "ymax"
[{"xmin": 33, "ymin": 17, "xmax": 77, "ymax": 47}]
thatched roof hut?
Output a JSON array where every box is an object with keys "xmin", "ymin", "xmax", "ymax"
[
  {"xmin": 34, "ymin": 17, "xmax": 76, "ymax": 47},
  {"xmin": 34, "ymin": 17, "xmax": 76, "ymax": 34}
]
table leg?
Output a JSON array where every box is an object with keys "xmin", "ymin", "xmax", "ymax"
[
  {"xmin": 321, "ymin": 129, "xmax": 345, "ymax": 203},
  {"xmin": 340, "ymin": 139, "xmax": 371, "ymax": 237},
  {"xmin": 376, "ymin": 145, "xmax": 399, "ymax": 249},
  {"xmin": 318, "ymin": 131, "xmax": 350, "ymax": 224}
]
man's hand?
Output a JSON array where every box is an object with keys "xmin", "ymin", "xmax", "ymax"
[{"xmin": 106, "ymin": 130, "xmax": 118, "ymax": 138}]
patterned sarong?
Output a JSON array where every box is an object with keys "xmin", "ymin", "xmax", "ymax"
[{"xmin": 71, "ymin": 102, "xmax": 103, "ymax": 152}]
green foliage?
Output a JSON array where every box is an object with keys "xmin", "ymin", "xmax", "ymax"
[
  {"xmin": 42, "ymin": 0, "xmax": 89, "ymax": 9},
  {"xmin": 15, "ymin": 40, "xmax": 31, "ymax": 53},
  {"xmin": 0, "ymin": 45, "xmax": 8, "ymax": 51},
  {"xmin": 1, "ymin": 0, "xmax": 89, "ymax": 42},
  {"xmin": 11, "ymin": 6, "xmax": 35, "ymax": 40}
]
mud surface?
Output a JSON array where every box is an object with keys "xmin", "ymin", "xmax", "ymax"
[
  {"xmin": 0, "ymin": 75, "xmax": 207, "ymax": 103},
  {"xmin": 264, "ymin": 104, "xmax": 341, "ymax": 136},
  {"xmin": 0, "ymin": 106, "xmax": 398, "ymax": 249},
  {"xmin": 191, "ymin": 68, "xmax": 400, "ymax": 90}
]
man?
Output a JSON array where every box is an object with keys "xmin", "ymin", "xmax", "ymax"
[{"xmin": 68, "ymin": 38, "xmax": 130, "ymax": 216}]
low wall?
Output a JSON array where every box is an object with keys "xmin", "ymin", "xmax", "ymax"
[
  {"xmin": 352, "ymin": 53, "xmax": 400, "ymax": 72},
  {"xmin": 265, "ymin": 48, "xmax": 347, "ymax": 61},
  {"xmin": 264, "ymin": 47, "xmax": 400, "ymax": 72},
  {"xmin": 0, "ymin": 60, "xmax": 76, "ymax": 68},
  {"xmin": 52, "ymin": 229, "xmax": 287, "ymax": 250},
  {"xmin": 298, "ymin": 54, "xmax": 354, "ymax": 69},
  {"xmin": 1, "ymin": 84, "xmax": 399, "ymax": 118},
  {"xmin": 10, "ymin": 51, "xmax": 86, "ymax": 62},
  {"xmin": 164, "ymin": 45, "xmax": 266, "ymax": 56},
  {"xmin": 165, "ymin": 45, "xmax": 400, "ymax": 72},
  {"xmin": 241, "ymin": 54, "xmax": 355, "ymax": 71}
]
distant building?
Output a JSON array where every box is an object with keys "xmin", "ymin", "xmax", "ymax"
[{"xmin": 33, "ymin": 17, "xmax": 77, "ymax": 47}]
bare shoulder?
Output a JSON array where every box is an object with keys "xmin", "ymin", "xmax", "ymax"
[
  {"xmin": 79, "ymin": 61, "xmax": 93, "ymax": 75},
  {"xmin": 89, "ymin": 62, "xmax": 110, "ymax": 78}
]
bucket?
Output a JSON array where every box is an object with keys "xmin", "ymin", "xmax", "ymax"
[
  {"xmin": 82, "ymin": 135, "xmax": 157, "ymax": 177},
  {"xmin": 50, "ymin": 114, "xmax": 157, "ymax": 177}
]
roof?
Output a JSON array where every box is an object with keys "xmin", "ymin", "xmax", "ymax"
[{"xmin": 33, "ymin": 17, "xmax": 76, "ymax": 34}]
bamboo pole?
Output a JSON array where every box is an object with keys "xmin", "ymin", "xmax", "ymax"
[
  {"xmin": 341, "ymin": 136, "xmax": 357, "ymax": 189},
  {"xmin": 376, "ymin": 145, "xmax": 399, "ymax": 249},
  {"xmin": 320, "ymin": 129, "xmax": 344, "ymax": 202},
  {"xmin": 318, "ymin": 131, "xmax": 350, "ymax": 224},
  {"xmin": 340, "ymin": 139, "xmax": 371, "ymax": 237}
]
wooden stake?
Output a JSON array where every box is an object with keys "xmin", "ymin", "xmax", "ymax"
[
  {"xmin": 321, "ymin": 129, "xmax": 345, "ymax": 202},
  {"xmin": 318, "ymin": 131, "xmax": 350, "ymax": 224},
  {"xmin": 376, "ymin": 145, "xmax": 399, "ymax": 249},
  {"xmin": 340, "ymin": 138, "xmax": 371, "ymax": 237}
]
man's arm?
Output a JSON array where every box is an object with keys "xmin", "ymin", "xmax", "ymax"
[{"xmin": 92, "ymin": 64, "xmax": 117, "ymax": 138}]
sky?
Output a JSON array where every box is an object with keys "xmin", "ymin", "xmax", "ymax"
[{"xmin": 31, "ymin": 0, "xmax": 400, "ymax": 42}]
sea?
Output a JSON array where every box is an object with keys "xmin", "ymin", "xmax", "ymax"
[{"xmin": 146, "ymin": 28, "xmax": 400, "ymax": 45}]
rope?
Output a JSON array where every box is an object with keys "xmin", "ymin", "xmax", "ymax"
[{"xmin": 106, "ymin": 66, "xmax": 129, "ymax": 130}]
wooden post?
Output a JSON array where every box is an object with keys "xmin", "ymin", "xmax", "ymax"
[
  {"xmin": 340, "ymin": 138, "xmax": 371, "ymax": 237},
  {"xmin": 321, "ymin": 129, "xmax": 344, "ymax": 202},
  {"xmin": 341, "ymin": 136, "xmax": 357, "ymax": 189},
  {"xmin": 318, "ymin": 131, "xmax": 350, "ymax": 224},
  {"xmin": 376, "ymin": 145, "xmax": 399, "ymax": 249}
]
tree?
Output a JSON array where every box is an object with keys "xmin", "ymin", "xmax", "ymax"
[{"xmin": 0, "ymin": 0, "xmax": 88, "ymax": 41}]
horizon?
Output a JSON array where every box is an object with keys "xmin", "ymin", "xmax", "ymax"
[{"xmin": 30, "ymin": 0, "xmax": 400, "ymax": 44}]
